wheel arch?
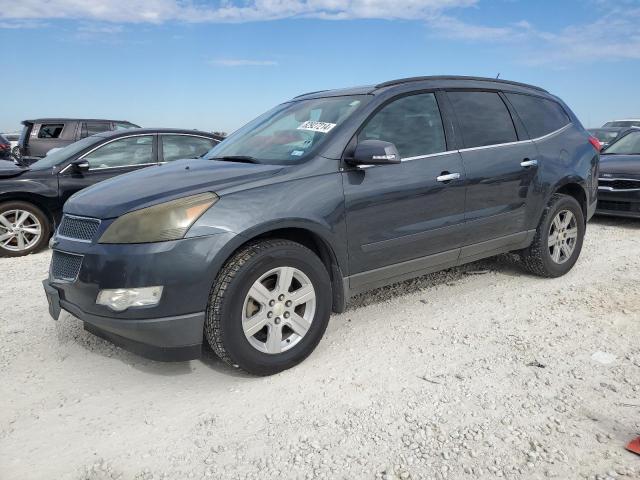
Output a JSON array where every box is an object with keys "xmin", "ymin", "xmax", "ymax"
[
  {"xmin": 224, "ymin": 222, "xmax": 348, "ymax": 314},
  {"xmin": 551, "ymin": 179, "xmax": 588, "ymax": 222},
  {"xmin": 0, "ymin": 193, "xmax": 56, "ymax": 230}
]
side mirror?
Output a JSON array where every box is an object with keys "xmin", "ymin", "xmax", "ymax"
[
  {"xmin": 348, "ymin": 140, "xmax": 401, "ymax": 166},
  {"xmin": 72, "ymin": 159, "xmax": 90, "ymax": 173}
]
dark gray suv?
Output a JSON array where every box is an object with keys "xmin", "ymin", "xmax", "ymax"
[{"xmin": 43, "ymin": 76, "xmax": 600, "ymax": 375}]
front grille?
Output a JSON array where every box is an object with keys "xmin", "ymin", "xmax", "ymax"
[
  {"xmin": 57, "ymin": 215, "xmax": 100, "ymax": 241},
  {"xmin": 598, "ymin": 200, "xmax": 633, "ymax": 212},
  {"xmin": 599, "ymin": 178, "xmax": 640, "ymax": 190},
  {"xmin": 51, "ymin": 251, "xmax": 83, "ymax": 282}
]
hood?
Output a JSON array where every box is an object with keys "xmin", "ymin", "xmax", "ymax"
[
  {"xmin": 599, "ymin": 154, "xmax": 640, "ymax": 176},
  {"xmin": 65, "ymin": 159, "xmax": 284, "ymax": 218},
  {"xmin": 0, "ymin": 162, "xmax": 30, "ymax": 179}
]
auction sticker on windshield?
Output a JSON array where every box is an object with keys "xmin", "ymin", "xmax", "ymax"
[{"xmin": 297, "ymin": 121, "xmax": 336, "ymax": 134}]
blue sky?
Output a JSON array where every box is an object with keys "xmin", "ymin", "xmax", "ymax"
[{"xmin": 1, "ymin": 0, "xmax": 639, "ymax": 133}]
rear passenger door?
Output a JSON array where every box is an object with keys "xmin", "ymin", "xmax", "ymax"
[
  {"xmin": 447, "ymin": 90, "xmax": 539, "ymax": 250},
  {"xmin": 159, "ymin": 134, "xmax": 218, "ymax": 163},
  {"xmin": 30, "ymin": 123, "xmax": 67, "ymax": 157}
]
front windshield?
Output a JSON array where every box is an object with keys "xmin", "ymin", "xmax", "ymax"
[
  {"xmin": 603, "ymin": 131, "xmax": 640, "ymax": 155},
  {"xmin": 204, "ymin": 95, "xmax": 369, "ymax": 164},
  {"xmin": 29, "ymin": 136, "xmax": 102, "ymax": 170}
]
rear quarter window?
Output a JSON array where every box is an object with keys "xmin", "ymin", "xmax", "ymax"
[
  {"xmin": 505, "ymin": 93, "xmax": 571, "ymax": 139},
  {"xmin": 37, "ymin": 124, "xmax": 65, "ymax": 139}
]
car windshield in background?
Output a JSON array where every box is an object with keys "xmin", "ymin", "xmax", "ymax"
[
  {"xmin": 204, "ymin": 95, "xmax": 369, "ymax": 164},
  {"xmin": 29, "ymin": 136, "xmax": 101, "ymax": 170},
  {"xmin": 604, "ymin": 121, "xmax": 640, "ymax": 128},
  {"xmin": 603, "ymin": 131, "xmax": 640, "ymax": 155},
  {"xmin": 589, "ymin": 129, "xmax": 620, "ymax": 144}
]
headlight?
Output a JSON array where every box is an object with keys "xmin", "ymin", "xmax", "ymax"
[{"xmin": 99, "ymin": 192, "xmax": 217, "ymax": 244}]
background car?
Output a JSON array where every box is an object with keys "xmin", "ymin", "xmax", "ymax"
[
  {"xmin": 597, "ymin": 128, "xmax": 640, "ymax": 218},
  {"xmin": 602, "ymin": 119, "xmax": 640, "ymax": 128},
  {"xmin": 0, "ymin": 128, "xmax": 222, "ymax": 257},
  {"xmin": 588, "ymin": 127, "xmax": 625, "ymax": 148},
  {"xmin": 1, "ymin": 132, "xmax": 21, "ymax": 157},
  {"xmin": 15, "ymin": 118, "xmax": 140, "ymax": 159},
  {"xmin": 0, "ymin": 134, "xmax": 11, "ymax": 160}
]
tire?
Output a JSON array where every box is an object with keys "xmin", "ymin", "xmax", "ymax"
[
  {"xmin": 519, "ymin": 193, "xmax": 585, "ymax": 278},
  {"xmin": 11, "ymin": 146, "xmax": 21, "ymax": 159},
  {"xmin": 0, "ymin": 201, "xmax": 51, "ymax": 258},
  {"xmin": 205, "ymin": 239, "xmax": 332, "ymax": 376}
]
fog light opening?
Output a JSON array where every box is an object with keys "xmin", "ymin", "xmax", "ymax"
[{"xmin": 96, "ymin": 286, "xmax": 164, "ymax": 312}]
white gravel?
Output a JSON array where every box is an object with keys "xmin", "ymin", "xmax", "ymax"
[{"xmin": 1, "ymin": 217, "xmax": 639, "ymax": 480}]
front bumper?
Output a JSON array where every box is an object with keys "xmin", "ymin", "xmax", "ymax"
[
  {"xmin": 596, "ymin": 188, "xmax": 640, "ymax": 219},
  {"xmin": 44, "ymin": 231, "xmax": 238, "ymax": 361}
]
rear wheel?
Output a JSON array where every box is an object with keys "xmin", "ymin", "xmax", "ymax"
[
  {"xmin": 519, "ymin": 194, "xmax": 585, "ymax": 277},
  {"xmin": 205, "ymin": 239, "xmax": 332, "ymax": 375},
  {"xmin": 0, "ymin": 201, "xmax": 51, "ymax": 257}
]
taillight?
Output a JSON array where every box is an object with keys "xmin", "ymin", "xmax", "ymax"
[{"xmin": 588, "ymin": 136, "xmax": 602, "ymax": 152}]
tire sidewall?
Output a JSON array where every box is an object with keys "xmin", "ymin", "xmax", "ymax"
[
  {"xmin": 538, "ymin": 196, "xmax": 585, "ymax": 277},
  {"xmin": 0, "ymin": 201, "xmax": 51, "ymax": 257},
  {"xmin": 217, "ymin": 244, "xmax": 331, "ymax": 374}
]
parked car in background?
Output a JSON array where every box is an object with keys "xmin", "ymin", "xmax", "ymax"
[
  {"xmin": 597, "ymin": 128, "xmax": 640, "ymax": 218},
  {"xmin": 602, "ymin": 119, "xmax": 640, "ymax": 128},
  {"xmin": 15, "ymin": 118, "xmax": 140, "ymax": 159},
  {"xmin": 588, "ymin": 127, "xmax": 625, "ymax": 148},
  {"xmin": 42, "ymin": 76, "xmax": 599, "ymax": 375},
  {"xmin": 0, "ymin": 135, "xmax": 12, "ymax": 160},
  {"xmin": 0, "ymin": 128, "xmax": 221, "ymax": 257},
  {"xmin": 1, "ymin": 132, "xmax": 21, "ymax": 158}
]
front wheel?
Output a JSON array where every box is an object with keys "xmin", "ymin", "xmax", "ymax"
[
  {"xmin": 0, "ymin": 201, "xmax": 51, "ymax": 257},
  {"xmin": 205, "ymin": 239, "xmax": 332, "ymax": 375},
  {"xmin": 519, "ymin": 193, "xmax": 585, "ymax": 278}
]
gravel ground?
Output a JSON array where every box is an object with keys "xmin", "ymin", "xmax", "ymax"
[{"xmin": 1, "ymin": 217, "xmax": 639, "ymax": 480}]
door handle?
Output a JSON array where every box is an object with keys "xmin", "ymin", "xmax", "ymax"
[
  {"xmin": 436, "ymin": 172, "xmax": 461, "ymax": 183},
  {"xmin": 520, "ymin": 159, "xmax": 538, "ymax": 168}
]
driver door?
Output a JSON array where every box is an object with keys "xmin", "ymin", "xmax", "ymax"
[{"xmin": 58, "ymin": 134, "xmax": 158, "ymax": 206}]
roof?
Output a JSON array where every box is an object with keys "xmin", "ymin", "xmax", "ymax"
[
  {"xmin": 293, "ymin": 75, "xmax": 548, "ymax": 101},
  {"xmin": 22, "ymin": 118, "xmax": 137, "ymax": 124},
  {"xmin": 94, "ymin": 128, "xmax": 221, "ymax": 139}
]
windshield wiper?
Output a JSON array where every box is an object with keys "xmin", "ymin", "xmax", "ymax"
[{"xmin": 210, "ymin": 155, "xmax": 259, "ymax": 164}]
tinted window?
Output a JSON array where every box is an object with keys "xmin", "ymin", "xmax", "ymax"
[
  {"xmin": 162, "ymin": 135, "xmax": 216, "ymax": 162},
  {"xmin": 114, "ymin": 122, "xmax": 139, "ymax": 130},
  {"xmin": 38, "ymin": 124, "xmax": 64, "ymax": 139},
  {"xmin": 505, "ymin": 93, "xmax": 570, "ymax": 138},
  {"xmin": 359, "ymin": 93, "xmax": 446, "ymax": 158},
  {"xmin": 83, "ymin": 135, "xmax": 154, "ymax": 169},
  {"xmin": 448, "ymin": 91, "xmax": 517, "ymax": 148},
  {"xmin": 81, "ymin": 122, "xmax": 111, "ymax": 138}
]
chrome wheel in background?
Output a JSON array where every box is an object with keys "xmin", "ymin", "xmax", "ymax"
[
  {"xmin": 548, "ymin": 209, "xmax": 578, "ymax": 264},
  {"xmin": 0, "ymin": 209, "xmax": 42, "ymax": 252},
  {"xmin": 242, "ymin": 266, "xmax": 316, "ymax": 355}
]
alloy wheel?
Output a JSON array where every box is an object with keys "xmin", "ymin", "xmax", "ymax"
[
  {"xmin": 242, "ymin": 266, "xmax": 316, "ymax": 354},
  {"xmin": 0, "ymin": 209, "xmax": 42, "ymax": 252},
  {"xmin": 548, "ymin": 209, "xmax": 578, "ymax": 264}
]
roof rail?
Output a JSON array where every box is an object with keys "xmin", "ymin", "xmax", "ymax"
[
  {"xmin": 375, "ymin": 76, "xmax": 548, "ymax": 93},
  {"xmin": 293, "ymin": 90, "xmax": 330, "ymax": 99}
]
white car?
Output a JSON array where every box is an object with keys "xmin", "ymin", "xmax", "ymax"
[{"xmin": 602, "ymin": 119, "xmax": 640, "ymax": 128}]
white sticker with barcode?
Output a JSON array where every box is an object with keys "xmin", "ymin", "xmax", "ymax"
[{"xmin": 297, "ymin": 121, "xmax": 336, "ymax": 134}]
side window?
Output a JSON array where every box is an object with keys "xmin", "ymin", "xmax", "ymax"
[
  {"xmin": 359, "ymin": 93, "xmax": 446, "ymax": 158},
  {"xmin": 114, "ymin": 122, "xmax": 138, "ymax": 130},
  {"xmin": 81, "ymin": 122, "xmax": 111, "ymax": 138},
  {"xmin": 161, "ymin": 135, "xmax": 217, "ymax": 162},
  {"xmin": 83, "ymin": 135, "xmax": 154, "ymax": 169},
  {"xmin": 505, "ymin": 93, "xmax": 571, "ymax": 138},
  {"xmin": 448, "ymin": 91, "xmax": 517, "ymax": 148},
  {"xmin": 38, "ymin": 124, "xmax": 64, "ymax": 139}
]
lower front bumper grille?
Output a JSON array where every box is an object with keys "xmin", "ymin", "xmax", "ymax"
[{"xmin": 51, "ymin": 251, "xmax": 83, "ymax": 282}]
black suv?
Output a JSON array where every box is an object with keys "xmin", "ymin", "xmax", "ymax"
[
  {"xmin": 16, "ymin": 118, "xmax": 140, "ymax": 159},
  {"xmin": 43, "ymin": 76, "xmax": 599, "ymax": 375}
]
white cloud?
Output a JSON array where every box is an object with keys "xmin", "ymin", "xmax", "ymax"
[
  {"xmin": 0, "ymin": 0, "xmax": 477, "ymax": 24},
  {"xmin": 209, "ymin": 58, "xmax": 279, "ymax": 67}
]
